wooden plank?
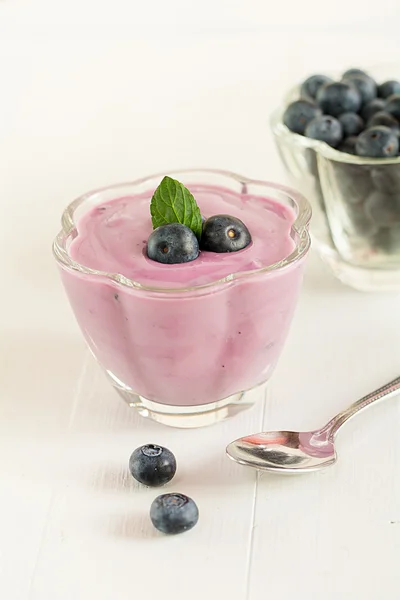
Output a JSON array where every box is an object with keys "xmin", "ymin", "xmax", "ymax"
[
  {"xmin": 248, "ymin": 261, "xmax": 400, "ymax": 599},
  {"xmin": 23, "ymin": 358, "xmax": 266, "ymax": 600}
]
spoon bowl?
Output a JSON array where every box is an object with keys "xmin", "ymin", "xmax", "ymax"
[
  {"xmin": 226, "ymin": 375, "xmax": 400, "ymax": 474},
  {"xmin": 226, "ymin": 431, "xmax": 337, "ymax": 473}
]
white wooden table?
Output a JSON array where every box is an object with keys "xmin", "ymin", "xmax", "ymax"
[{"xmin": 1, "ymin": 3, "xmax": 400, "ymax": 598}]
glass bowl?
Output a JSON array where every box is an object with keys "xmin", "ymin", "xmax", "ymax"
[
  {"xmin": 53, "ymin": 169, "xmax": 311, "ymax": 428},
  {"xmin": 271, "ymin": 65, "xmax": 400, "ymax": 292}
]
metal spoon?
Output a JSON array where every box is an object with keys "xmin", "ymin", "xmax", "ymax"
[{"xmin": 226, "ymin": 375, "xmax": 400, "ymax": 474}]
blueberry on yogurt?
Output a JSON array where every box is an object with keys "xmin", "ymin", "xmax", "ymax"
[
  {"xmin": 147, "ymin": 223, "xmax": 199, "ymax": 264},
  {"xmin": 201, "ymin": 215, "xmax": 252, "ymax": 253}
]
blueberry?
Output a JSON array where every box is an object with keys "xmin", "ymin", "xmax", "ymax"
[
  {"xmin": 338, "ymin": 112, "xmax": 364, "ymax": 137},
  {"xmin": 342, "ymin": 74, "xmax": 377, "ymax": 105},
  {"xmin": 283, "ymin": 99, "xmax": 322, "ymax": 134},
  {"xmin": 300, "ymin": 74, "xmax": 333, "ymax": 100},
  {"xmin": 346, "ymin": 205, "xmax": 378, "ymax": 237},
  {"xmin": 367, "ymin": 111, "xmax": 399, "ymax": 131},
  {"xmin": 373, "ymin": 226, "xmax": 400, "ymax": 254},
  {"xmin": 371, "ymin": 167, "xmax": 400, "ymax": 194},
  {"xmin": 361, "ymin": 98, "xmax": 386, "ymax": 122},
  {"xmin": 342, "ymin": 68, "xmax": 369, "ymax": 79},
  {"xmin": 129, "ymin": 444, "xmax": 177, "ymax": 487},
  {"xmin": 316, "ymin": 82, "xmax": 361, "ymax": 117},
  {"xmin": 304, "ymin": 115, "xmax": 343, "ymax": 147},
  {"xmin": 384, "ymin": 94, "xmax": 400, "ymax": 121},
  {"xmin": 147, "ymin": 223, "xmax": 199, "ymax": 264},
  {"xmin": 332, "ymin": 163, "xmax": 372, "ymax": 206},
  {"xmin": 337, "ymin": 136, "xmax": 358, "ymax": 155},
  {"xmin": 365, "ymin": 190, "xmax": 400, "ymax": 226},
  {"xmin": 378, "ymin": 80, "xmax": 400, "ymax": 99},
  {"xmin": 201, "ymin": 215, "xmax": 251, "ymax": 253},
  {"xmin": 150, "ymin": 493, "xmax": 199, "ymax": 535},
  {"xmin": 355, "ymin": 126, "xmax": 399, "ymax": 158}
]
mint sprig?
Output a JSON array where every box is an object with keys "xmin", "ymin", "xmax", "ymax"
[{"xmin": 150, "ymin": 176, "xmax": 202, "ymax": 240}]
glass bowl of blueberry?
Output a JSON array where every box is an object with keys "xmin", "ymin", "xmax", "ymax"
[{"xmin": 271, "ymin": 65, "xmax": 400, "ymax": 291}]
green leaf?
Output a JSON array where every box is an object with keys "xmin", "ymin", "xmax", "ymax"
[{"xmin": 150, "ymin": 176, "xmax": 203, "ymax": 240}]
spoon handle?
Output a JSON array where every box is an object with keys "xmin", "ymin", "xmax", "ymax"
[{"xmin": 320, "ymin": 375, "xmax": 400, "ymax": 442}]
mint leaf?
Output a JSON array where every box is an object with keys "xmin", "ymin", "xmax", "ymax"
[{"xmin": 150, "ymin": 176, "xmax": 203, "ymax": 240}]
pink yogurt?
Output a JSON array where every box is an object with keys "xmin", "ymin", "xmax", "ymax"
[{"xmin": 60, "ymin": 183, "xmax": 308, "ymax": 407}]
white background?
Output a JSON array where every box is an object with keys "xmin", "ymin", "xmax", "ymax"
[{"xmin": 1, "ymin": 1, "xmax": 400, "ymax": 599}]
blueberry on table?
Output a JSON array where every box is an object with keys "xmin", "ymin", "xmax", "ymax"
[
  {"xmin": 361, "ymin": 98, "xmax": 386, "ymax": 122},
  {"xmin": 378, "ymin": 80, "xmax": 400, "ymax": 99},
  {"xmin": 342, "ymin": 74, "xmax": 377, "ymax": 105},
  {"xmin": 201, "ymin": 215, "xmax": 252, "ymax": 253},
  {"xmin": 129, "ymin": 444, "xmax": 177, "ymax": 487},
  {"xmin": 304, "ymin": 115, "xmax": 343, "ymax": 147},
  {"xmin": 337, "ymin": 136, "xmax": 358, "ymax": 155},
  {"xmin": 300, "ymin": 74, "xmax": 333, "ymax": 100},
  {"xmin": 147, "ymin": 223, "xmax": 199, "ymax": 264},
  {"xmin": 338, "ymin": 112, "xmax": 364, "ymax": 137},
  {"xmin": 150, "ymin": 493, "xmax": 199, "ymax": 535},
  {"xmin": 316, "ymin": 82, "xmax": 361, "ymax": 117},
  {"xmin": 384, "ymin": 94, "xmax": 400, "ymax": 121},
  {"xmin": 282, "ymin": 99, "xmax": 322, "ymax": 134},
  {"xmin": 367, "ymin": 111, "xmax": 399, "ymax": 132},
  {"xmin": 355, "ymin": 126, "xmax": 399, "ymax": 158}
]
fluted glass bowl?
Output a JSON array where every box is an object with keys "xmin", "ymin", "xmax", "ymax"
[
  {"xmin": 271, "ymin": 65, "xmax": 400, "ymax": 291},
  {"xmin": 53, "ymin": 169, "xmax": 311, "ymax": 428}
]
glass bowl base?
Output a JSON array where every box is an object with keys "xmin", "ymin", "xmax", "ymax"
[
  {"xmin": 115, "ymin": 388, "xmax": 257, "ymax": 428},
  {"xmin": 319, "ymin": 247, "xmax": 400, "ymax": 292},
  {"xmin": 104, "ymin": 366, "xmax": 262, "ymax": 427}
]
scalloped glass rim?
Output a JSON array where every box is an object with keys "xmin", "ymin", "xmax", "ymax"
[{"xmin": 52, "ymin": 168, "xmax": 311, "ymax": 294}]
